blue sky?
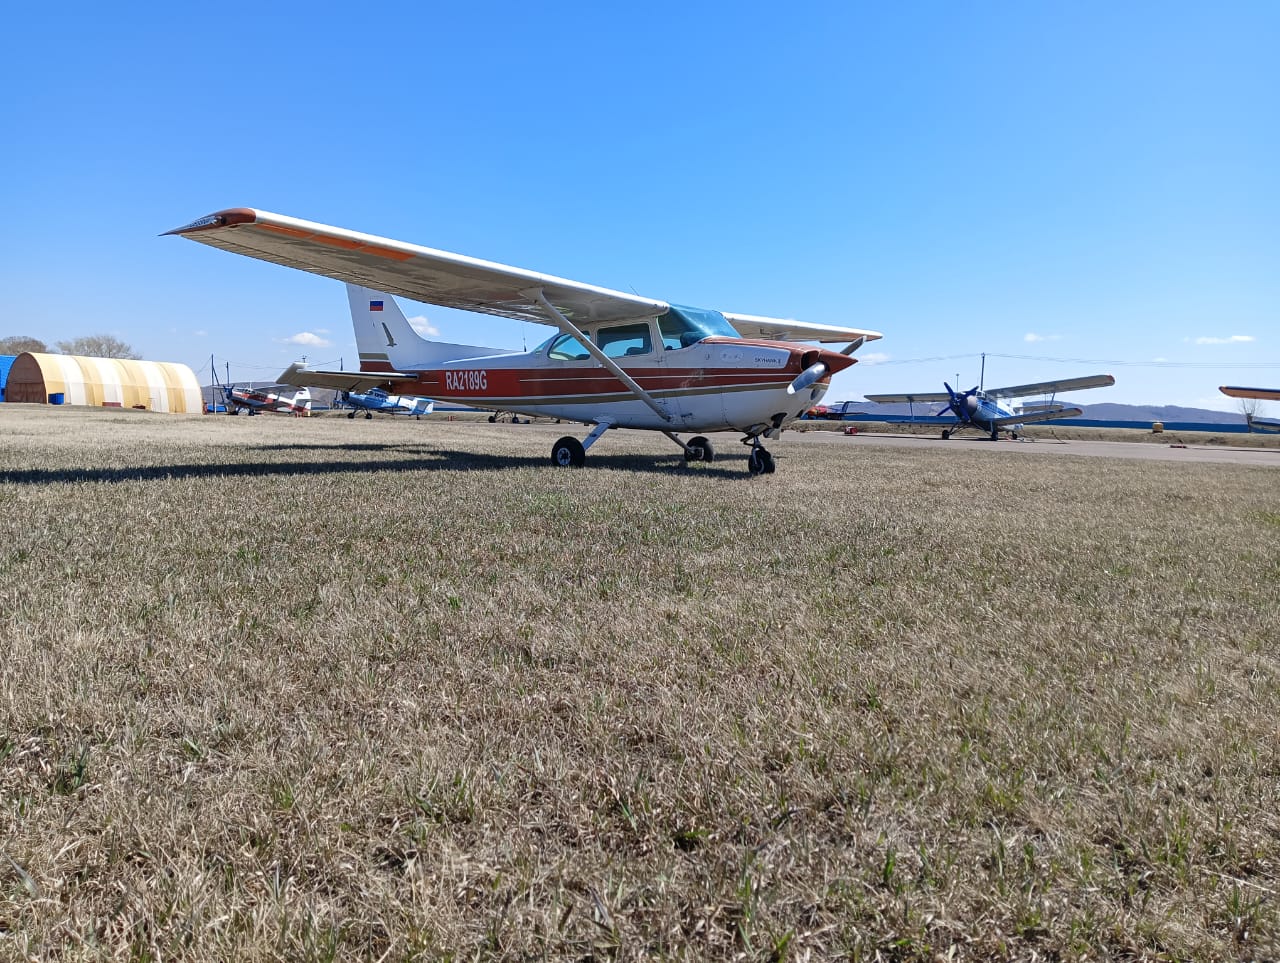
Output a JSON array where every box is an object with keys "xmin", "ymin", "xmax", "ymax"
[{"xmin": 2, "ymin": 2, "xmax": 1276, "ymax": 412}]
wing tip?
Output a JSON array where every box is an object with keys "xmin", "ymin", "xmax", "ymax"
[{"xmin": 162, "ymin": 207, "xmax": 258, "ymax": 237}]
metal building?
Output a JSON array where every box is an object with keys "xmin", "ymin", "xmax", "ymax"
[
  {"xmin": 0, "ymin": 355, "xmax": 15, "ymax": 401},
  {"xmin": 5, "ymin": 352, "xmax": 202, "ymax": 413}
]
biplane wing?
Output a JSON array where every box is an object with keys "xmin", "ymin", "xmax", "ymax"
[
  {"xmin": 983, "ymin": 374, "xmax": 1115, "ymax": 399},
  {"xmin": 991, "ymin": 406, "xmax": 1083, "ymax": 426},
  {"xmin": 863, "ymin": 391, "xmax": 951, "ymax": 404}
]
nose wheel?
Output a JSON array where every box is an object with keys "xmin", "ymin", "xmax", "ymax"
[{"xmin": 746, "ymin": 444, "xmax": 775, "ymax": 475}]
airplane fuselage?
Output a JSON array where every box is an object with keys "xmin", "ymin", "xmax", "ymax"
[{"xmin": 361, "ymin": 336, "xmax": 844, "ymax": 433}]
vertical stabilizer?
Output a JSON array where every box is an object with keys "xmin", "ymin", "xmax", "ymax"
[{"xmin": 346, "ymin": 284, "xmax": 515, "ymax": 371}]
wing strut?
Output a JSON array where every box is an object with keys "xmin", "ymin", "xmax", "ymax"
[{"xmin": 525, "ymin": 287, "xmax": 672, "ymax": 423}]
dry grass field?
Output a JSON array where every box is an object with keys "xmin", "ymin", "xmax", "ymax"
[{"xmin": 1, "ymin": 405, "xmax": 1278, "ymax": 961}]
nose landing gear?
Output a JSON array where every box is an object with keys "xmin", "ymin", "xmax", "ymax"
[{"xmin": 745, "ymin": 438, "xmax": 776, "ymax": 475}]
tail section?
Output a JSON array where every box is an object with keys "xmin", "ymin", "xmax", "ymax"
[
  {"xmin": 287, "ymin": 386, "xmax": 312, "ymax": 415},
  {"xmin": 346, "ymin": 284, "xmax": 515, "ymax": 372}
]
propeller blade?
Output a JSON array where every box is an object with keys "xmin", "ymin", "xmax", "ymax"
[{"xmin": 787, "ymin": 361, "xmax": 828, "ymax": 395}]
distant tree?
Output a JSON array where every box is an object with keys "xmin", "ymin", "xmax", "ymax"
[
  {"xmin": 1237, "ymin": 395, "xmax": 1268, "ymax": 427},
  {"xmin": 54, "ymin": 335, "xmax": 140, "ymax": 359},
  {"xmin": 0, "ymin": 335, "xmax": 49, "ymax": 354}
]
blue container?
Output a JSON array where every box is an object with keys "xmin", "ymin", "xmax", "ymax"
[{"xmin": 49, "ymin": 393, "xmax": 65, "ymax": 405}]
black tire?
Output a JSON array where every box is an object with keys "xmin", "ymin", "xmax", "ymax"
[
  {"xmin": 347, "ymin": 411, "xmax": 356, "ymax": 419},
  {"xmin": 488, "ymin": 414, "xmax": 497, "ymax": 423},
  {"xmin": 684, "ymin": 435, "xmax": 715, "ymax": 463},
  {"xmin": 941, "ymin": 429, "xmax": 950, "ymax": 440},
  {"xmin": 551, "ymin": 436, "xmax": 586, "ymax": 467},
  {"xmin": 1010, "ymin": 431, "xmax": 1018, "ymax": 440},
  {"xmin": 747, "ymin": 448, "xmax": 766, "ymax": 475},
  {"xmin": 761, "ymin": 450, "xmax": 776, "ymax": 474},
  {"xmin": 365, "ymin": 412, "xmax": 373, "ymax": 420}
]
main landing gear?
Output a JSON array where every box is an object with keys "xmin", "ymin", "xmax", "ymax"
[
  {"xmin": 551, "ymin": 422, "xmax": 613, "ymax": 467},
  {"xmin": 548, "ymin": 425, "xmax": 776, "ymax": 473}
]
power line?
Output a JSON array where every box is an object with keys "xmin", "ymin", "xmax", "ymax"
[{"xmin": 878, "ymin": 352, "xmax": 1280, "ymax": 369}]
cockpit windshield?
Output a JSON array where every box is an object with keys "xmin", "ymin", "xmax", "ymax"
[{"xmin": 658, "ymin": 304, "xmax": 739, "ymax": 350}]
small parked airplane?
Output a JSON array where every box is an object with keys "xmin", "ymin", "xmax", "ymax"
[
  {"xmin": 167, "ymin": 208, "xmax": 882, "ymax": 472},
  {"xmin": 222, "ymin": 383, "xmax": 312, "ymax": 416},
  {"xmin": 341, "ymin": 387, "xmax": 434, "ymax": 419},
  {"xmin": 1219, "ymin": 386, "xmax": 1280, "ymax": 432},
  {"xmin": 866, "ymin": 374, "xmax": 1115, "ymax": 440}
]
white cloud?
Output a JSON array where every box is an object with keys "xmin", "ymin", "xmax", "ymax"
[
  {"xmin": 1188, "ymin": 334, "xmax": 1254, "ymax": 345},
  {"xmin": 193, "ymin": 329, "xmax": 208, "ymax": 338},
  {"xmin": 276, "ymin": 331, "xmax": 332, "ymax": 347},
  {"xmin": 408, "ymin": 314, "xmax": 440, "ymax": 337},
  {"xmin": 1024, "ymin": 332, "xmax": 1062, "ymax": 343},
  {"xmin": 857, "ymin": 351, "xmax": 889, "ymax": 366}
]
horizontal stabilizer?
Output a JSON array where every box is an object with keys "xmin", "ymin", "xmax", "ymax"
[{"xmin": 277, "ymin": 362, "xmax": 416, "ymax": 393}]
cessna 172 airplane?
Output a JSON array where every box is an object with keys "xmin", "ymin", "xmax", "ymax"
[
  {"xmin": 866, "ymin": 374, "xmax": 1115, "ymax": 440},
  {"xmin": 1220, "ymin": 385, "xmax": 1280, "ymax": 432},
  {"xmin": 166, "ymin": 208, "xmax": 882, "ymax": 472},
  {"xmin": 221, "ymin": 383, "xmax": 312, "ymax": 416}
]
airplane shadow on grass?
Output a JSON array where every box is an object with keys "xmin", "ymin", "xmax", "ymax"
[{"xmin": 1, "ymin": 444, "xmax": 753, "ymax": 485}]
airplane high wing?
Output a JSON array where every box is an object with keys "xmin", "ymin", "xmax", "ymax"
[
  {"xmin": 168, "ymin": 207, "xmax": 883, "ymax": 474},
  {"xmin": 1221, "ymin": 386, "xmax": 1280, "ymax": 432},
  {"xmin": 982, "ymin": 374, "xmax": 1116, "ymax": 399},
  {"xmin": 166, "ymin": 209, "xmax": 876, "ymax": 346},
  {"xmin": 1221, "ymin": 385, "xmax": 1280, "ymax": 401},
  {"xmin": 166, "ymin": 209, "xmax": 665, "ymax": 326}
]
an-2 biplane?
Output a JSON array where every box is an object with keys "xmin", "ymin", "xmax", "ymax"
[
  {"xmin": 166, "ymin": 209, "xmax": 882, "ymax": 473},
  {"xmin": 1219, "ymin": 386, "xmax": 1280, "ymax": 432},
  {"xmin": 866, "ymin": 374, "xmax": 1115, "ymax": 440}
]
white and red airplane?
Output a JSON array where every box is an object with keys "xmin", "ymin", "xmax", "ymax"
[
  {"xmin": 1220, "ymin": 386, "xmax": 1280, "ymax": 432},
  {"xmin": 221, "ymin": 382, "xmax": 312, "ymax": 417},
  {"xmin": 167, "ymin": 209, "xmax": 882, "ymax": 472}
]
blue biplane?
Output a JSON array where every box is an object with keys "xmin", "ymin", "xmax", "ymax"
[{"xmin": 866, "ymin": 373, "xmax": 1115, "ymax": 440}]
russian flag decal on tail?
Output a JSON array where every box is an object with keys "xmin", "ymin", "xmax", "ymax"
[{"xmin": 369, "ymin": 300, "xmax": 384, "ymax": 312}]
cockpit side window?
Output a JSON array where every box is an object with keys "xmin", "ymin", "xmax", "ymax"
[
  {"xmin": 596, "ymin": 322, "xmax": 652, "ymax": 359},
  {"xmin": 659, "ymin": 305, "xmax": 738, "ymax": 349},
  {"xmin": 658, "ymin": 312, "xmax": 699, "ymax": 350},
  {"xmin": 548, "ymin": 333, "xmax": 591, "ymax": 361}
]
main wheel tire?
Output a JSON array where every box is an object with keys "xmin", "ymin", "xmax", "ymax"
[
  {"xmin": 488, "ymin": 414, "xmax": 497, "ymax": 423},
  {"xmin": 941, "ymin": 429, "xmax": 950, "ymax": 440},
  {"xmin": 551, "ymin": 436, "xmax": 586, "ymax": 467},
  {"xmin": 684, "ymin": 435, "xmax": 715, "ymax": 463},
  {"xmin": 365, "ymin": 412, "xmax": 373, "ymax": 419},
  {"xmin": 761, "ymin": 450, "xmax": 776, "ymax": 474},
  {"xmin": 347, "ymin": 411, "xmax": 356, "ymax": 419},
  {"xmin": 747, "ymin": 448, "xmax": 766, "ymax": 475},
  {"xmin": 1010, "ymin": 431, "xmax": 1018, "ymax": 440}
]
